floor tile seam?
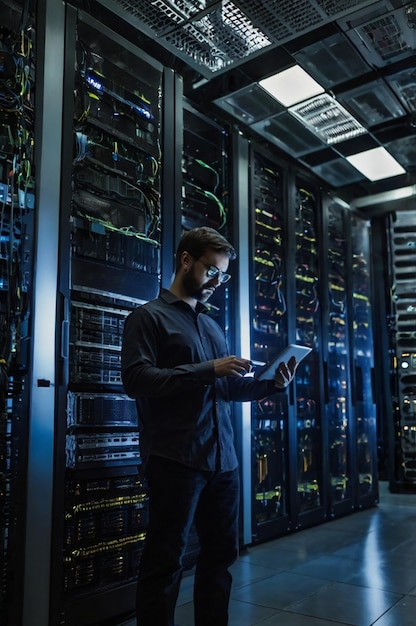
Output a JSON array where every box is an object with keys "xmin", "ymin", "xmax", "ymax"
[
  {"xmin": 341, "ymin": 575, "xmax": 416, "ymax": 595},
  {"xmin": 314, "ymin": 578, "xmax": 404, "ymax": 596},
  {"xmin": 256, "ymin": 606, "xmax": 358, "ymax": 626},
  {"xmin": 231, "ymin": 579, "xmax": 335, "ymax": 610},
  {"xmin": 236, "ymin": 556, "xmax": 321, "ymax": 572},
  {"xmin": 283, "ymin": 569, "xmax": 362, "ymax": 585},
  {"xmin": 231, "ymin": 565, "xmax": 321, "ymax": 591},
  {"xmin": 231, "ymin": 570, "xmax": 288, "ymax": 590},
  {"xmin": 240, "ymin": 545, "xmax": 320, "ymax": 559},
  {"xmin": 246, "ymin": 607, "xmax": 339, "ymax": 626},
  {"xmin": 369, "ymin": 593, "xmax": 409, "ymax": 625},
  {"xmin": 247, "ymin": 533, "xmax": 358, "ymax": 556},
  {"xmin": 300, "ymin": 552, "xmax": 385, "ymax": 565},
  {"xmin": 260, "ymin": 534, "xmax": 373, "ymax": 550}
]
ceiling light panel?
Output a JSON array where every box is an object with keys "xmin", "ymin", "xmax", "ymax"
[
  {"xmin": 289, "ymin": 93, "xmax": 367, "ymax": 144},
  {"xmin": 259, "ymin": 66, "xmax": 324, "ymax": 107},
  {"xmin": 338, "ymin": 79, "xmax": 406, "ymax": 126},
  {"xmin": 346, "ymin": 146, "xmax": 406, "ymax": 181}
]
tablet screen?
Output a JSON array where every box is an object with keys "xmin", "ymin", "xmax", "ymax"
[{"xmin": 255, "ymin": 344, "xmax": 312, "ymax": 381}]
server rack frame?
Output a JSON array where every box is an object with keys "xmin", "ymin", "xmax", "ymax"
[
  {"xmin": 288, "ymin": 168, "xmax": 327, "ymax": 532},
  {"xmin": 49, "ymin": 7, "xmax": 175, "ymax": 625},
  {"xmin": 321, "ymin": 193, "xmax": 355, "ymax": 520},
  {"xmin": 22, "ymin": 1, "xmax": 66, "ymax": 625}
]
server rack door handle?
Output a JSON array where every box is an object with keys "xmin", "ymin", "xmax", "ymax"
[
  {"xmin": 61, "ymin": 319, "xmax": 69, "ymax": 359},
  {"xmin": 289, "ymin": 381, "xmax": 294, "ymax": 406},
  {"xmin": 355, "ymin": 364, "xmax": 364, "ymax": 403},
  {"xmin": 323, "ymin": 360, "xmax": 329, "ymax": 404}
]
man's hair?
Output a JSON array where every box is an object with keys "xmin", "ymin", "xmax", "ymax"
[{"xmin": 175, "ymin": 227, "xmax": 236, "ymax": 271}]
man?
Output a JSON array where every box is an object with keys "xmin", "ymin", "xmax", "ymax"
[{"xmin": 121, "ymin": 226, "xmax": 297, "ymax": 626}]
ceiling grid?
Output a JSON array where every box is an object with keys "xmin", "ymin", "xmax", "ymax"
[{"xmin": 94, "ymin": 0, "xmax": 416, "ymax": 200}]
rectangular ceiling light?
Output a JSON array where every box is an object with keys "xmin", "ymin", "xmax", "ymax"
[
  {"xmin": 346, "ymin": 147, "xmax": 406, "ymax": 181},
  {"xmin": 289, "ymin": 93, "xmax": 367, "ymax": 144},
  {"xmin": 259, "ymin": 65, "xmax": 324, "ymax": 107}
]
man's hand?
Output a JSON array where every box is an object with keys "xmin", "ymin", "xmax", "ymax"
[
  {"xmin": 214, "ymin": 356, "xmax": 252, "ymax": 378},
  {"xmin": 274, "ymin": 356, "xmax": 298, "ymax": 389}
]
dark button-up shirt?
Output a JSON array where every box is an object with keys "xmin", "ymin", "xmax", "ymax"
[{"xmin": 121, "ymin": 289, "xmax": 278, "ymax": 471}]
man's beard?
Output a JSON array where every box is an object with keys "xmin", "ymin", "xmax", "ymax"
[{"xmin": 182, "ymin": 271, "xmax": 215, "ymax": 303}]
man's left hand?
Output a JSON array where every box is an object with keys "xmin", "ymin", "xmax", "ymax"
[{"xmin": 274, "ymin": 356, "xmax": 298, "ymax": 389}]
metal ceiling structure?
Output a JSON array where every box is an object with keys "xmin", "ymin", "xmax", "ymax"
[{"xmin": 85, "ymin": 0, "xmax": 416, "ymax": 203}]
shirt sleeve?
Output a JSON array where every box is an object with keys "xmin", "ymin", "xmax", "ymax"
[
  {"xmin": 121, "ymin": 306, "xmax": 216, "ymax": 398},
  {"xmin": 227, "ymin": 375, "xmax": 283, "ymax": 402}
]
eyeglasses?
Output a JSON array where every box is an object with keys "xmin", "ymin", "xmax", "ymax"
[{"xmin": 196, "ymin": 258, "xmax": 231, "ymax": 284}]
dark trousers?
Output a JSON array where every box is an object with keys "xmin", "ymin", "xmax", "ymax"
[{"xmin": 136, "ymin": 456, "xmax": 240, "ymax": 626}]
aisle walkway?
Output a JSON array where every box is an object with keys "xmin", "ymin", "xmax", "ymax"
[{"xmin": 121, "ymin": 481, "xmax": 416, "ymax": 625}]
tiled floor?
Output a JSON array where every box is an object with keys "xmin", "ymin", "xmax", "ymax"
[{"xmin": 123, "ymin": 481, "xmax": 416, "ymax": 626}]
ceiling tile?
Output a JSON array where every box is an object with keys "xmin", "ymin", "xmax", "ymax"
[
  {"xmin": 311, "ymin": 157, "xmax": 366, "ymax": 187},
  {"xmin": 213, "ymin": 84, "xmax": 284, "ymax": 125},
  {"xmin": 293, "ymin": 32, "xmax": 371, "ymax": 88},
  {"xmin": 386, "ymin": 134, "xmax": 416, "ymax": 171},
  {"xmin": 251, "ymin": 112, "xmax": 324, "ymax": 157},
  {"xmin": 386, "ymin": 66, "xmax": 416, "ymax": 113},
  {"xmin": 338, "ymin": 79, "xmax": 407, "ymax": 126}
]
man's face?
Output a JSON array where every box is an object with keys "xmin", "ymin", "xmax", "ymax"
[{"xmin": 183, "ymin": 250, "xmax": 231, "ymax": 303}]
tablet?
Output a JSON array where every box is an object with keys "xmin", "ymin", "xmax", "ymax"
[{"xmin": 255, "ymin": 344, "xmax": 312, "ymax": 381}]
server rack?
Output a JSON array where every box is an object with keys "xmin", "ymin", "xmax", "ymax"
[
  {"xmin": 0, "ymin": 3, "xmax": 36, "ymax": 625},
  {"xmin": 350, "ymin": 214, "xmax": 378, "ymax": 507},
  {"xmin": 387, "ymin": 210, "xmax": 416, "ymax": 491},
  {"xmin": 322, "ymin": 197, "xmax": 354, "ymax": 517},
  {"xmin": 248, "ymin": 149, "xmax": 290, "ymax": 543},
  {"xmin": 241, "ymin": 142, "xmax": 378, "ymax": 547},
  {"xmin": 51, "ymin": 9, "xmax": 166, "ymax": 625},
  {"xmin": 291, "ymin": 177, "xmax": 326, "ymax": 528}
]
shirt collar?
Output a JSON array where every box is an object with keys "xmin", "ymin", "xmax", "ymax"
[{"xmin": 160, "ymin": 288, "xmax": 209, "ymax": 314}]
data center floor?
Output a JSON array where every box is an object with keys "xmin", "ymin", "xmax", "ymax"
[{"xmin": 121, "ymin": 481, "xmax": 416, "ymax": 626}]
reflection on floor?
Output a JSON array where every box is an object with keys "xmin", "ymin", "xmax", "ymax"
[{"xmin": 123, "ymin": 481, "xmax": 416, "ymax": 626}]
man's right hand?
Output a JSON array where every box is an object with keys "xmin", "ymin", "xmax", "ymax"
[{"xmin": 213, "ymin": 356, "xmax": 252, "ymax": 378}]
